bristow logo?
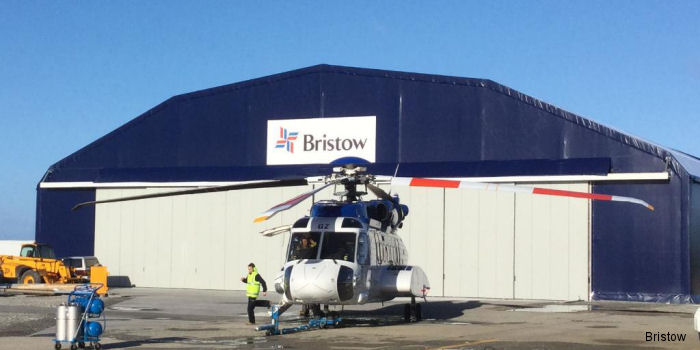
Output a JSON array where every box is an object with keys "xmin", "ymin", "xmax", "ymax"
[
  {"xmin": 274, "ymin": 128, "xmax": 369, "ymax": 154},
  {"xmin": 275, "ymin": 127, "xmax": 298, "ymax": 153}
]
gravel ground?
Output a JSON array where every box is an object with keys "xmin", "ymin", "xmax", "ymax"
[
  {"xmin": 0, "ymin": 293, "xmax": 124, "ymax": 337},
  {"xmin": 1, "ymin": 288, "xmax": 699, "ymax": 349},
  {"xmin": 0, "ymin": 294, "xmax": 63, "ymax": 337}
]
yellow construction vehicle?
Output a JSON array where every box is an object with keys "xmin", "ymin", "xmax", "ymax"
[{"xmin": 0, "ymin": 243, "xmax": 81, "ymax": 284}]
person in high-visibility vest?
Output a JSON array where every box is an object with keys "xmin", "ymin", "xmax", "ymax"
[{"xmin": 240, "ymin": 262, "xmax": 268, "ymax": 324}]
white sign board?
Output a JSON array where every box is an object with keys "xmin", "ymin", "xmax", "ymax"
[{"xmin": 266, "ymin": 116, "xmax": 376, "ymax": 165}]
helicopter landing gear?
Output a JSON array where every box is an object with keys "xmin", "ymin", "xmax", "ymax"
[{"xmin": 404, "ymin": 296, "xmax": 422, "ymax": 323}]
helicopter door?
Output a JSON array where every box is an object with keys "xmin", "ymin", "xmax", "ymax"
[{"xmin": 357, "ymin": 233, "xmax": 369, "ymax": 265}]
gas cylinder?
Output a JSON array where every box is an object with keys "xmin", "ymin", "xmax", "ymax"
[
  {"xmin": 55, "ymin": 304, "xmax": 67, "ymax": 341},
  {"xmin": 65, "ymin": 304, "xmax": 81, "ymax": 341},
  {"xmin": 88, "ymin": 298, "xmax": 104, "ymax": 315},
  {"xmin": 85, "ymin": 321, "xmax": 103, "ymax": 337}
]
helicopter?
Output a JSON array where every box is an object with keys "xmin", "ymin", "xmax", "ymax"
[{"xmin": 73, "ymin": 164, "xmax": 653, "ymax": 323}]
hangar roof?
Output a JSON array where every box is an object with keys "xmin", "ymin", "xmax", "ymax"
[{"xmin": 42, "ymin": 64, "xmax": 699, "ymax": 183}]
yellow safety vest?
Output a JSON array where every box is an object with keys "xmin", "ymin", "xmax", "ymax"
[{"xmin": 246, "ymin": 270, "xmax": 261, "ymax": 298}]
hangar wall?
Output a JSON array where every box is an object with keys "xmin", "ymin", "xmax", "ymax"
[{"xmin": 96, "ymin": 183, "xmax": 589, "ymax": 301}]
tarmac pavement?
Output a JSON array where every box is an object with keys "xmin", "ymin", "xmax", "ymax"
[{"xmin": 1, "ymin": 287, "xmax": 698, "ymax": 349}]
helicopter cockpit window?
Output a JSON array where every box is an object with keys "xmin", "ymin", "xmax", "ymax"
[
  {"xmin": 320, "ymin": 232, "xmax": 356, "ymax": 262},
  {"xmin": 288, "ymin": 232, "xmax": 321, "ymax": 261}
]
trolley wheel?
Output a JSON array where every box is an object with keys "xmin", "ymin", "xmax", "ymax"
[
  {"xmin": 78, "ymin": 341, "xmax": 85, "ymax": 348},
  {"xmin": 94, "ymin": 342, "xmax": 102, "ymax": 350},
  {"xmin": 19, "ymin": 270, "xmax": 42, "ymax": 284},
  {"xmin": 54, "ymin": 342, "xmax": 61, "ymax": 350},
  {"xmin": 70, "ymin": 344, "xmax": 78, "ymax": 350}
]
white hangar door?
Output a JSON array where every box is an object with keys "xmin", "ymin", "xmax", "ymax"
[
  {"xmin": 513, "ymin": 183, "xmax": 590, "ymax": 301},
  {"xmin": 93, "ymin": 186, "xmax": 313, "ymax": 290},
  {"xmin": 442, "ymin": 183, "xmax": 590, "ymax": 301}
]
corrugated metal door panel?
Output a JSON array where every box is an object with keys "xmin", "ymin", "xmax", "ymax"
[
  {"xmin": 194, "ymin": 191, "xmax": 227, "ymax": 289},
  {"xmin": 96, "ymin": 186, "xmax": 314, "ymax": 290},
  {"xmin": 170, "ymin": 195, "xmax": 189, "ymax": 288},
  {"xmin": 568, "ymin": 189, "xmax": 589, "ymax": 301},
  {"xmin": 94, "ymin": 190, "xmax": 124, "ymax": 283},
  {"xmin": 151, "ymin": 190, "xmax": 174, "ymax": 288},
  {"xmin": 118, "ymin": 192, "xmax": 136, "ymax": 285},
  {"xmin": 444, "ymin": 187, "xmax": 478, "ymax": 297},
  {"xmin": 514, "ymin": 183, "xmax": 589, "ymax": 301},
  {"xmin": 140, "ymin": 190, "xmax": 159, "ymax": 287},
  {"xmin": 393, "ymin": 186, "xmax": 445, "ymax": 296},
  {"xmin": 444, "ymin": 187, "xmax": 514, "ymax": 298}
]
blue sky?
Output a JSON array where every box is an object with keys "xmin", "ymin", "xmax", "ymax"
[{"xmin": 1, "ymin": 1, "xmax": 698, "ymax": 239}]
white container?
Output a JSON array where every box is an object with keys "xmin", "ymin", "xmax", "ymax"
[
  {"xmin": 66, "ymin": 304, "xmax": 81, "ymax": 341},
  {"xmin": 55, "ymin": 304, "xmax": 67, "ymax": 341}
]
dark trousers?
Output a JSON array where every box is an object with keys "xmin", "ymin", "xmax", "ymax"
[
  {"xmin": 247, "ymin": 297, "xmax": 257, "ymax": 323},
  {"xmin": 247, "ymin": 297, "xmax": 271, "ymax": 323}
]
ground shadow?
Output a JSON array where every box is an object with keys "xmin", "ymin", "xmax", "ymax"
[
  {"xmin": 314, "ymin": 300, "xmax": 483, "ymax": 328},
  {"xmin": 342, "ymin": 300, "xmax": 481, "ymax": 319},
  {"xmin": 101, "ymin": 337, "xmax": 187, "ymax": 349}
]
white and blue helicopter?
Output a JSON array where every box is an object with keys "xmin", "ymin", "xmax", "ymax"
[{"xmin": 74, "ymin": 164, "xmax": 653, "ymax": 323}]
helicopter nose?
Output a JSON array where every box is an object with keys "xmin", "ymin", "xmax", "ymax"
[{"xmin": 286, "ymin": 261, "xmax": 354, "ymax": 303}]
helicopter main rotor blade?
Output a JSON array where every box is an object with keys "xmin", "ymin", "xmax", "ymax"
[
  {"xmin": 254, "ymin": 181, "xmax": 336, "ymax": 223},
  {"xmin": 391, "ymin": 177, "xmax": 654, "ymax": 211},
  {"xmin": 72, "ymin": 179, "xmax": 309, "ymax": 211}
]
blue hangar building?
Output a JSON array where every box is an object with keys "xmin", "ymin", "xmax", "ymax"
[{"xmin": 37, "ymin": 65, "xmax": 700, "ymax": 303}]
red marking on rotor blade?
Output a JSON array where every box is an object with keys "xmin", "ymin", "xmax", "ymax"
[
  {"xmin": 410, "ymin": 178, "xmax": 460, "ymax": 188},
  {"xmin": 532, "ymin": 188, "xmax": 613, "ymax": 201}
]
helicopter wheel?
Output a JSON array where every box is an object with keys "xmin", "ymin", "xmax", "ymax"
[{"xmin": 404, "ymin": 298, "xmax": 422, "ymax": 322}]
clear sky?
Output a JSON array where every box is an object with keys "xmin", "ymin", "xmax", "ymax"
[{"xmin": 1, "ymin": 1, "xmax": 698, "ymax": 240}]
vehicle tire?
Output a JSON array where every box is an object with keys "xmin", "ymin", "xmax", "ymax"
[
  {"xmin": 70, "ymin": 344, "xmax": 77, "ymax": 350},
  {"xmin": 415, "ymin": 303, "xmax": 422, "ymax": 321},
  {"xmin": 403, "ymin": 304, "xmax": 410, "ymax": 322},
  {"xmin": 19, "ymin": 270, "xmax": 42, "ymax": 284},
  {"xmin": 54, "ymin": 342, "xmax": 61, "ymax": 350}
]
